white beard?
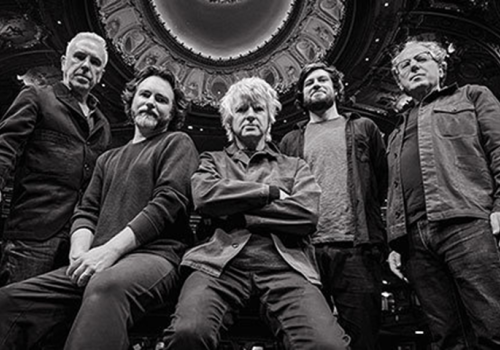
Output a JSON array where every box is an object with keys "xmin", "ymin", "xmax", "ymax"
[{"xmin": 134, "ymin": 114, "xmax": 158, "ymax": 129}]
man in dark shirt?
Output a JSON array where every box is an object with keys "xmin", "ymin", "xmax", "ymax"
[
  {"xmin": 0, "ymin": 66, "xmax": 199, "ymax": 350},
  {"xmin": 162, "ymin": 77, "xmax": 349, "ymax": 350},
  {"xmin": 386, "ymin": 38, "xmax": 500, "ymax": 349},
  {"xmin": 280, "ymin": 63, "xmax": 387, "ymax": 350},
  {"xmin": 0, "ymin": 32, "xmax": 111, "ymax": 285}
]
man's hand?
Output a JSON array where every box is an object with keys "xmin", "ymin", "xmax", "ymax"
[
  {"xmin": 66, "ymin": 226, "xmax": 138, "ymax": 287},
  {"xmin": 387, "ymin": 250, "xmax": 408, "ymax": 283},
  {"xmin": 66, "ymin": 245, "xmax": 120, "ymax": 287},
  {"xmin": 490, "ymin": 212, "xmax": 500, "ymax": 247},
  {"xmin": 69, "ymin": 228, "xmax": 94, "ymax": 265}
]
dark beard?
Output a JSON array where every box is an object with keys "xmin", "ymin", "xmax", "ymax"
[{"xmin": 304, "ymin": 95, "xmax": 334, "ymax": 112}]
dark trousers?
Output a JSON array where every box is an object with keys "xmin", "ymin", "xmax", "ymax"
[
  {"xmin": 405, "ymin": 217, "xmax": 500, "ymax": 350},
  {"xmin": 162, "ymin": 265, "xmax": 350, "ymax": 350},
  {"xmin": 315, "ymin": 244, "xmax": 383, "ymax": 350},
  {"xmin": 0, "ymin": 231, "xmax": 69, "ymax": 286},
  {"xmin": 0, "ymin": 252, "xmax": 179, "ymax": 350}
]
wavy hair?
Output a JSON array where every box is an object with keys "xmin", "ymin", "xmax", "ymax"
[
  {"xmin": 391, "ymin": 39, "xmax": 448, "ymax": 86},
  {"xmin": 295, "ymin": 62, "xmax": 345, "ymax": 110},
  {"xmin": 219, "ymin": 77, "xmax": 281, "ymax": 143},
  {"xmin": 121, "ymin": 66, "xmax": 189, "ymax": 131}
]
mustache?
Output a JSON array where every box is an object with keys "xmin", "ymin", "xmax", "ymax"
[
  {"xmin": 310, "ymin": 87, "xmax": 326, "ymax": 94},
  {"xmin": 136, "ymin": 107, "xmax": 158, "ymax": 118}
]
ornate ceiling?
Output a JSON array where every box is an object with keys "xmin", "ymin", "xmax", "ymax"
[
  {"xmin": 97, "ymin": 0, "xmax": 345, "ymax": 107},
  {"xmin": 1, "ymin": 0, "xmax": 500, "ymax": 151}
]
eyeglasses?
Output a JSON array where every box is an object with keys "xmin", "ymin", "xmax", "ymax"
[{"xmin": 394, "ymin": 51, "xmax": 437, "ymax": 76}]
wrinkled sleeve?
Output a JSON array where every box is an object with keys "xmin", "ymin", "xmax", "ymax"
[
  {"xmin": 192, "ymin": 151, "xmax": 271, "ymax": 217},
  {"xmin": 244, "ymin": 158, "xmax": 321, "ymax": 237},
  {"xmin": 471, "ymin": 85, "xmax": 500, "ymax": 212},
  {"xmin": 0, "ymin": 86, "xmax": 40, "ymax": 189},
  {"xmin": 128, "ymin": 134, "xmax": 200, "ymax": 245}
]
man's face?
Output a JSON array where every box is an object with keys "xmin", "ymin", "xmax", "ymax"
[
  {"xmin": 231, "ymin": 96, "xmax": 269, "ymax": 146},
  {"xmin": 394, "ymin": 44, "xmax": 442, "ymax": 96},
  {"xmin": 302, "ymin": 69, "xmax": 335, "ymax": 113},
  {"xmin": 62, "ymin": 38, "xmax": 106, "ymax": 97},
  {"xmin": 131, "ymin": 76, "xmax": 175, "ymax": 132}
]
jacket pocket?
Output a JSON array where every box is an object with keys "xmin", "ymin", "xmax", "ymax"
[{"xmin": 434, "ymin": 103, "xmax": 477, "ymax": 138}]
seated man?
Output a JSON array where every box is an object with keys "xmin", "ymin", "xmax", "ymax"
[
  {"xmin": 162, "ymin": 77, "xmax": 349, "ymax": 350},
  {"xmin": 0, "ymin": 66, "xmax": 199, "ymax": 350}
]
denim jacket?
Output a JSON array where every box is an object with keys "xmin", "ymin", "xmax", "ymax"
[
  {"xmin": 183, "ymin": 143, "xmax": 322, "ymax": 285},
  {"xmin": 280, "ymin": 113, "xmax": 388, "ymax": 247},
  {"xmin": 0, "ymin": 82, "xmax": 111, "ymax": 241},
  {"xmin": 386, "ymin": 84, "xmax": 500, "ymax": 242}
]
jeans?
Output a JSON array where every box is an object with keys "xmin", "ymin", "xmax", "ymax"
[
  {"xmin": 0, "ymin": 253, "xmax": 179, "ymax": 350},
  {"xmin": 0, "ymin": 231, "xmax": 69, "ymax": 286},
  {"xmin": 315, "ymin": 244, "xmax": 383, "ymax": 350},
  {"xmin": 162, "ymin": 265, "xmax": 350, "ymax": 350},
  {"xmin": 404, "ymin": 217, "xmax": 500, "ymax": 350}
]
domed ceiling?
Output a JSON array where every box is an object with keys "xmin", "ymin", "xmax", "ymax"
[
  {"xmin": 1, "ymin": 0, "xmax": 500, "ymax": 151},
  {"xmin": 97, "ymin": 0, "xmax": 345, "ymax": 106}
]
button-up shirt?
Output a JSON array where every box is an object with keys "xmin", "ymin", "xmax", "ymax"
[{"xmin": 387, "ymin": 84, "xmax": 500, "ymax": 243}]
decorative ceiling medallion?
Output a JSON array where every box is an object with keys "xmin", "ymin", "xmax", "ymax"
[
  {"xmin": 150, "ymin": 0, "xmax": 295, "ymax": 61},
  {"xmin": 96, "ymin": 0, "xmax": 345, "ymax": 107}
]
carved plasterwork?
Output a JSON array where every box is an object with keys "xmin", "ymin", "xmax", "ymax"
[
  {"xmin": 0, "ymin": 13, "xmax": 45, "ymax": 51},
  {"xmin": 96, "ymin": 0, "xmax": 346, "ymax": 107}
]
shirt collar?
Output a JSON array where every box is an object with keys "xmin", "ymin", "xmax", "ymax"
[
  {"xmin": 59, "ymin": 81, "xmax": 100, "ymax": 112},
  {"xmin": 421, "ymin": 83, "xmax": 459, "ymax": 104}
]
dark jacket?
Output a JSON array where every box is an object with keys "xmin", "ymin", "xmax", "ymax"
[
  {"xmin": 280, "ymin": 113, "xmax": 388, "ymax": 247},
  {"xmin": 0, "ymin": 82, "xmax": 111, "ymax": 241},
  {"xmin": 183, "ymin": 143, "xmax": 322, "ymax": 285},
  {"xmin": 386, "ymin": 84, "xmax": 500, "ymax": 243}
]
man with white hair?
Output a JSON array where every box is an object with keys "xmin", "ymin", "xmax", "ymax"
[
  {"xmin": 162, "ymin": 77, "xmax": 349, "ymax": 350},
  {"xmin": 387, "ymin": 38, "xmax": 500, "ymax": 349},
  {"xmin": 0, "ymin": 32, "xmax": 111, "ymax": 285}
]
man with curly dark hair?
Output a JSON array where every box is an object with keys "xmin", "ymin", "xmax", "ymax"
[
  {"xmin": 280, "ymin": 62, "xmax": 388, "ymax": 350},
  {"xmin": 0, "ymin": 66, "xmax": 199, "ymax": 350}
]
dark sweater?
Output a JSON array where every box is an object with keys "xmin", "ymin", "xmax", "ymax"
[{"xmin": 71, "ymin": 131, "xmax": 199, "ymax": 265}]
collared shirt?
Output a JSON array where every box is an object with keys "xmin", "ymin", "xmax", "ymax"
[
  {"xmin": 183, "ymin": 142, "xmax": 322, "ymax": 285},
  {"xmin": 386, "ymin": 84, "xmax": 500, "ymax": 243}
]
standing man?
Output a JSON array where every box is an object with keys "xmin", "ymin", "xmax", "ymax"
[
  {"xmin": 280, "ymin": 62, "xmax": 388, "ymax": 350},
  {"xmin": 387, "ymin": 38, "xmax": 500, "ymax": 349},
  {"xmin": 0, "ymin": 32, "xmax": 112, "ymax": 285},
  {"xmin": 162, "ymin": 77, "xmax": 349, "ymax": 350},
  {"xmin": 0, "ymin": 66, "xmax": 199, "ymax": 350}
]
